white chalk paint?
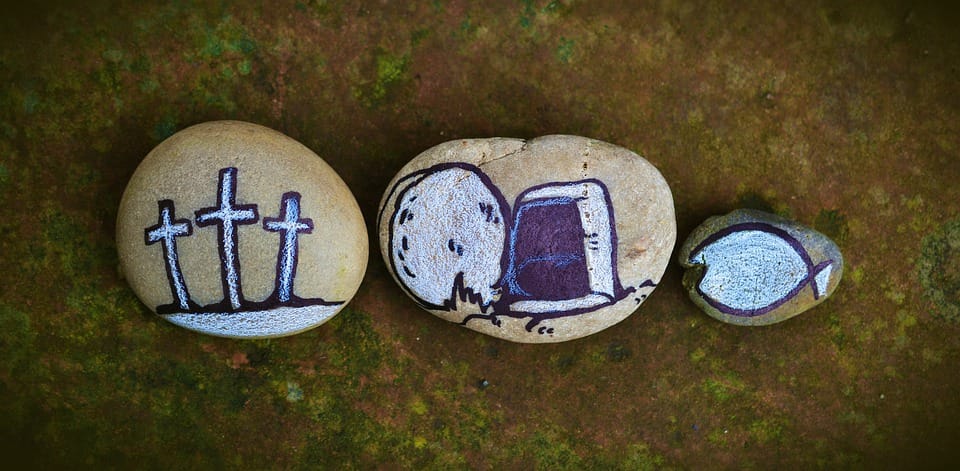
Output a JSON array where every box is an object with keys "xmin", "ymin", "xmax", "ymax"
[
  {"xmin": 195, "ymin": 167, "xmax": 258, "ymax": 310},
  {"xmin": 814, "ymin": 264, "xmax": 832, "ymax": 298},
  {"xmin": 163, "ymin": 305, "xmax": 341, "ymax": 338},
  {"xmin": 692, "ymin": 230, "xmax": 809, "ymax": 312},
  {"xmin": 510, "ymin": 294, "xmax": 614, "ymax": 314},
  {"xmin": 390, "ymin": 167, "xmax": 506, "ymax": 308},
  {"xmin": 145, "ymin": 202, "xmax": 192, "ymax": 310}
]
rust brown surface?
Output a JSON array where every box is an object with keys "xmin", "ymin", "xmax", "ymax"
[{"xmin": 1, "ymin": 1, "xmax": 959, "ymax": 468}]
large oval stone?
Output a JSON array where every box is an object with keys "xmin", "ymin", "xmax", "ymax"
[
  {"xmin": 117, "ymin": 121, "xmax": 367, "ymax": 338},
  {"xmin": 678, "ymin": 209, "xmax": 844, "ymax": 326},
  {"xmin": 378, "ymin": 135, "xmax": 676, "ymax": 343}
]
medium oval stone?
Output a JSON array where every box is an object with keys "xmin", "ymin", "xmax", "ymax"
[
  {"xmin": 678, "ymin": 209, "xmax": 843, "ymax": 326},
  {"xmin": 117, "ymin": 121, "xmax": 367, "ymax": 338},
  {"xmin": 378, "ymin": 135, "xmax": 676, "ymax": 343}
]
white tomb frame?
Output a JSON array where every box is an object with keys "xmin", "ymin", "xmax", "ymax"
[{"xmin": 505, "ymin": 180, "xmax": 618, "ymax": 314}]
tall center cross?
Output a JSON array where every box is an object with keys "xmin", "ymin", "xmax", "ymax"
[
  {"xmin": 195, "ymin": 167, "xmax": 259, "ymax": 310},
  {"xmin": 263, "ymin": 192, "xmax": 314, "ymax": 303}
]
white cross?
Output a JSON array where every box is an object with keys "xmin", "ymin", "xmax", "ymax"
[
  {"xmin": 264, "ymin": 192, "xmax": 314, "ymax": 303},
  {"xmin": 195, "ymin": 167, "xmax": 259, "ymax": 310},
  {"xmin": 145, "ymin": 200, "xmax": 193, "ymax": 311}
]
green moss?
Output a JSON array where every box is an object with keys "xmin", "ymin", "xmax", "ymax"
[
  {"xmin": 130, "ymin": 54, "xmax": 151, "ymax": 73},
  {"xmin": 749, "ymin": 419, "xmax": 785, "ymax": 445},
  {"xmin": 459, "ymin": 17, "xmax": 474, "ymax": 35},
  {"xmin": 0, "ymin": 303, "xmax": 37, "ymax": 379},
  {"xmin": 702, "ymin": 378, "xmax": 732, "ymax": 401},
  {"xmin": 327, "ymin": 309, "xmax": 384, "ymax": 379},
  {"xmin": 101, "ymin": 49, "xmax": 124, "ymax": 63},
  {"xmin": 22, "ymin": 91, "xmax": 39, "ymax": 114},
  {"xmin": 152, "ymin": 115, "xmax": 179, "ymax": 141},
  {"xmin": 377, "ymin": 53, "xmax": 407, "ymax": 89},
  {"xmin": 66, "ymin": 163, "xmax": 100, "ymax": 195},
  {"xmin": 606, "ymin": 342, "xmax": 631, "ymax": 362},
  {"xmin": 701, "ymin": 374, "xmax": 745, "ymax": 402},
  {"xmin": 921, "ymin": 347, "xmax": 943, "ymax": 365},
  {"xmin": 197, "ymin": 16, "xmax": 256, "ymax": 60},
  {"xmin": 527, "ymin": 429, "xmax": 582, "ymax": 470},
  {"xmin": 707, "ymin": 428, "xmax": 728, "ymax": 446},
  {"xmin": 815, "ymin": 209, "xmax": 849, "ymax": 243},
  {"xmin": 543, "ymin": 1, "xmax": 563, "ymax": 14},
  {"xmin": 139, "ymin": 78, "xmax": 160, "ymax": 93},
  {"xmin": 286, "ymin": 381, "xmax": 304, "ymax": 402},
  {"xmin": 237, "ymin": 59, "xmax": 252, "ymax": 75},
  {"xmin": 220, "ymin": 64, "xmax": 235, "ymax": 79},
  {"xmin": 351, "ymin": 50, "xmax": 410, "ymax": 108},
  {"xmin": 519, "ymin": 0, "xmax": 535, "ymax": 28},
  {"xmin": 409, "ymin": 397, "xmax": 429, "ymax": 415},
  {"xmin": 34, "ymin": 206, "xmax": 100, "ymax": 279},
  {"xmin": 550, "ymin": 353, "xmax": 577, "ymax": 373},
  {"xmin": 735, "ymin": 190, "xmax": 776, "ymax": 213},
  {"xmin": 411, "ymin": 28, "xmax": 431, "ymax": 46},
  {"xmin": 301, "ymin": 385, "xmax": 443, "ymax": 468},
  {"xmin": 619, "ymin": 442, "xmax": 666, "ymax": 470},
  {"xmin": 884, "ymin": 287, "xmax": 905, "ymax": 305},
  {"xmin": 849, "ymin": 266, "xmax": 865, "ymax": 285},
  {"xmin": 918, "ymin": 218, "xmax": 960, "ymax": 323},
  {"xmin": 689, "ymin": 347, "xmax": 706, "ymax": 363},
  {"xmin": 0, "ymin": 163, "xmax": 8, "ymax": 191},
  {"xmin": 65, "ymin": 286, "xmax": 138, "ymax": 330},
  {"xmin": 827, "ymin": 312, "xmax": 845, "ymax": 348},
  {"xmin": 556, "ymin": 37, "xmax": 575, "ymax": 63},
  {"xmin": 893, "ymin": 309, "xmax": 917, "ymax": 350}
]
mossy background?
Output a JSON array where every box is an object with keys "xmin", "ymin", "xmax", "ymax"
[{"xmin": 1, "ymin": 0, "xmax": 959, "ymax": 468}]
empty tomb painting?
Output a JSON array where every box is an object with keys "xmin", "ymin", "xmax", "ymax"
[{"xmin": 382, "ymin": 163, "xmax": 644, "ymax": 334}]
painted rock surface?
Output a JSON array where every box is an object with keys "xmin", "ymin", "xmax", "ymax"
[
  {"xmin": 117, "ymin": 121, "xmax": 368, "ymax": 338},
  {"xmin": 378, "ymin": 135, "xmax": 676, "ymax": 343},
  {"xmin": 678, "ymin": 209, "xmax": 843, "ymax": 326}
]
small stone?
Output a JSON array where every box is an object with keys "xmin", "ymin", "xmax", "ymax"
[
  {"xmin": 678, "ymin": 209, "xmax": 843, "ymax": 326},
  {"xmin": 117, "ymin": 121, "xmax": 367, "ymax": 338},
  {"xmin": 377, "ymin": 135, "xmax": 676, "ymax": 343}
]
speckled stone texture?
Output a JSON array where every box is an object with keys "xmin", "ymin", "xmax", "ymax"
[
  {"xmin": 378, "ymin": 135, "xmax": 676, "ymax": 342},
  {"xmin": 679, "ymin": 209, "xmax": 843, "ymax": 326},
  {"xmin": 117, "ymin": 121, "xmax": 367, "ymax": 338}
]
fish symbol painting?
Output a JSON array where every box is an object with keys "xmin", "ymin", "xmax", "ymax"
[{"xmin": 679, "ymin": 210, "xmax": 844, "ymax": 326}]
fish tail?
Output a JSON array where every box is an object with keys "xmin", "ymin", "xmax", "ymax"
[{"xmin": 809, "ymin": 260, "xmax": 834, "ymax": 299}]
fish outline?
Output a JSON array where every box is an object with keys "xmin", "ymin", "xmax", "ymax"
[{"xmin": 687, "ymin": 221, "xmax": 834, "ymax": 317}]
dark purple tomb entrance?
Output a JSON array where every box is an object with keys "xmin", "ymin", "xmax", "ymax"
[{"xmin": 502, "ymin": 197, "xmax": 591, "ymax": 303}]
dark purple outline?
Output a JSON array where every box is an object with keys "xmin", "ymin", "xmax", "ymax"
[
  {"xmin": 381, "ymin": 162, "xmax": 513, "ymax": 312},
  {"xmin": 687, "ymin": 222, "xmax": 834, "ymax": 317},
  {"xmin": 145, "ymin": 199, "xmax": 201, "ymax": 313},
  {"xmin": 194, "ymin": 167, "xmax": 260, "ymax": 312},
  {"xmin": 149, "ymin": 168, "xmax": 341, "ymax": 316},
  {"xmin": 484, "ymin": 178, "xmax": 632, "ymax": 332},
  {"xmin": 263, "ymin": 191, "xmax": 316, "ymax": 305}
]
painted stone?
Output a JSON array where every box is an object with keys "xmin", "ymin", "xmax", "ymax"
[
  {"xmin": 117, "ymin": 121, "xmax": 368, "ymax": 338},
  {"xmin": 678, "ymin": 209, "xmax": 843, "ymax": 326},
  {"xmin": 377, "ymin": 135, "xmax": 676, "ymax": 343}
]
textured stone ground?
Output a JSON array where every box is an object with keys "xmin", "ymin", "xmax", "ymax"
[{"xmin": 1, "ymin": 1, "xmax": 958, "ymax": 468}]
